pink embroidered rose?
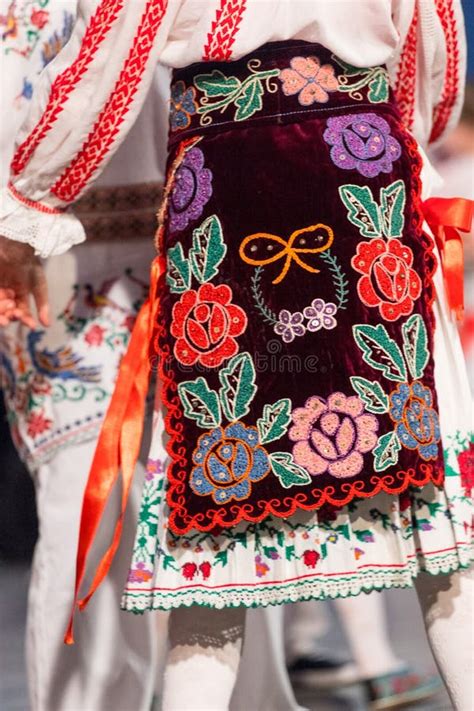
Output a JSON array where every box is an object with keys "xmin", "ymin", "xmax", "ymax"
[
  {"xmin": 30, "ymin": 9, "xmax": 49, "ymax": 29},
  {"xmin": 289, "ymin": 392, "xmax": 379, "ymax": 479},
  {"xmin": 303, "ymin": 550, "xmax": 320, "ymax": 568},
  {"xmin": 279, "ymin": 56, "xmax": 339, "ymax": 106},
  {"xmin": 84, "ymin": 324, "xmax": 106, "ymax": 347}
]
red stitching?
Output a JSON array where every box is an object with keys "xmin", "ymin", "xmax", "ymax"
[
  {"xmin": 203, "ymin": 0, "xmax": 247, "ymax": 61},
  {"xmin": 430, "ymin": 0, "xmax": 460, "ymax": 143},
  {"xmin": 51, "ymin": 0, "xmax": 168, "ymax": 203},
  {"xmin": 394, "ymin": 4, "xmax": 418, "ymax": 131},
  {"xmin": 7, "ymin": 182, "xmax": 62, "ymax": 215},
  {"xmin": 11, "ymin": 0, "xmax": 123, "ymax": 176}
]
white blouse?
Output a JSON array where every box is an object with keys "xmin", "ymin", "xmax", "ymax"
[{"xmin": 0, "ymin": 0, "xmax": 466, "ymax": 258}]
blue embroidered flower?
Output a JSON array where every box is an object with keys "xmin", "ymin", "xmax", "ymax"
[
  {"xmin": 190, "ymin": 422, "xmax": 271, "ymax": 504},
  {"xmin": 170, "ymin": 81, "xmax": 198, "ymax": 131},
  {"xmin": 389, "ymin": 382, "xmax": 440, "ymax": 461}
]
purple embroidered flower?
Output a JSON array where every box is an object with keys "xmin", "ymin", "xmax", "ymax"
[
  {"xmin": 145, "ymin": 458, "xmax": 164, "ymax": 481},
  {"xmin": 169, "ymin": 148, "xmax": 213, "ymax": 233},
  {"xmin": 304, "ymin": 299, "xmax": 337, "ymax": 331},
  {"xmin": 289, "ymin": 392, "xmax": 379, "ymax": 479},
  {"xmin": 274, "ymin": 309, "xmax": 306, "ymax": 343},
  {"xmin": 170, "ymin": 80, "xmax": 198, "ymax": 131},
  {"xmin": 323, "ymin": 113, "xmax": 402, "ymax": 178},
  {"xmin": 127, "ymin": 562, "xmax": 153, "ymax": 584}
]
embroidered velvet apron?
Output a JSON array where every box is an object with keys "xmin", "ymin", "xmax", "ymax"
[{"xmin": 157, "ymin": 41, "xmax": 443, "ymax": 536}]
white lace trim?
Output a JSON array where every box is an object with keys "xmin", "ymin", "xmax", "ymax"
[
  {"xmin": 121, "ymin": 547, "xmax": 474, "ymax": 613},
  {"xmin": 0, "ymin": 187, "xmax": 85, "ymax": 258}
]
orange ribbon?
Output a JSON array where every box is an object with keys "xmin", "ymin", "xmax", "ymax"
[
  {"xmin": 65, "ymin": 257, "xmax": 162, "ymax": 645},
  {"xmin": 423, "ymin": 197, "xmax": 473, "ymax": 321}
]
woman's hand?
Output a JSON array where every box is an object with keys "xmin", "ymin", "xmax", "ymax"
[{"xmin": 0, "ymin": 236, "xmax": 50, "ymax": 329}]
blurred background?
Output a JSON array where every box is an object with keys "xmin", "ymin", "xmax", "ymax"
[{"xmin": 1, "ymin": 4, "xmax": 473, "ymax": 711}]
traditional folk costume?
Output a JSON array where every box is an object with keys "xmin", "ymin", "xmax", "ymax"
[{"xmin": 1, "ymin": 0, "xmax": 473, "ymax": 708}]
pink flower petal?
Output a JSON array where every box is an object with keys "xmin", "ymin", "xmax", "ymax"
[
  {"xmin": 299, "ymin": 82, "xmax": 329, "ymax": 106},
  {"xmin": 293, "ymin": 441, "xmax": 328, "ymax": 475},
  {"xmin": 311, "ymin": 429, "xmax": 338, "ymax": 461},
  {"xmin": 328, "ymin": 451, "xmax": 364, "ymax": 478},
  {"xmin": 316, "ymin": 64, "xmax": 339, "ymax": 91},
  {"xmin": 319, "ymin": 412, "xmax": 340, "ymax": 436},
  {"xmin": 279, "ymin": 68, "xmax": 307, "ymax": 96},
  {"xmin": 336, "ymin": 416, "xmax": 356, "ymax": 457},
  {"xmin": 328, "ymin": 392, "xmax": 364, "ymax": 418},
  {"xmin": 290, "ymin": 56, "xmax": 321, "ymax": 79}
]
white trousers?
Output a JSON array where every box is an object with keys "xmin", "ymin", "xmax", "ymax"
[{"xmin": 27, "ymin": 439, "xmax": 157, "ymax": 711}]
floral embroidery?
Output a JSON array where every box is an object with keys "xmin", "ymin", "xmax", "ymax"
[
  {"xmin": 26, "ymin": 410, "xmax": 53, "ymax": 438},
  {"xmin": 274, "ymin": 310, "xmax": 306, "ymax": 343},
  {"xmin": 389, "ymin": 382, "xmax": 441, "ymax": 461},
  {"xmin": 303, "ymin": 550, "xmax": 321, "ymax": 568},
  {"xmin": 289, "ymin": 392, "xmax": 379, "ymax": 479},
  {"xmin": 352, "ymin": 315, "xmax": 441, "ymax": 470},
  {"xmin": 279, "ymin": 56, "xmax": 339, "ymax": 105},
  {"xmin": 352, "ymin": 239, "xmax": 422, "ymax": 321},
  {"xmin": 127, "ymin": 562, "xmax": 153, "ymax": 584},
  {"xmin": 323, "ymin": 113, "xmax": 401, "ymax": 178},
  {"xmin": 170, "ymin": 80, "xmax": 198, "ymax": 131},
  {"xmin": 304, "ymin": 299, "xmax": 338, "ymax": 331},
  {"xmin": 255, "ymin": 555, "xmax": 271, "ymax": 578},
  {"xmin": 339, "ymin": 180, "xmax": 406, "ymax": 240},
  {"xmin": 193, "ymin": 61, "xmax": 280, "ymax": 126},
  {"xmin": 333, "ymin": 58, "xmax": 391, "ymax": 103},
  {"xmin": 240, "ymin": 224, "xmax": 334, "ymax": 284},
  {"xmin": 171, "ymin": 283, "xmax": 247, "ymax": 368},
  {"xmin": 190, "ymin": 423, "xmax": 271, "ymax": 504},
  {"xmin": 168, "ymin": 147, "xmax": 213, "ymax": 234}
]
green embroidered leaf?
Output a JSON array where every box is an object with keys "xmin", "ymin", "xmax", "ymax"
[
  {"xmin": 402, "ymin": 314, "xmax": 429, "ymax": 380},
  {"xmin": 380, "ymin": 179, "xmax": 406, "ymax": 238},
  {"xmin": 166, "ymin": 243, "xmax": 191, "ymax": 293},
  {"xmin": 234, "ymin": 532, "xmax": 248, "ymax": 548},
  {"xmin": 333, "ymin": 57, "xmax": 367, "ymax": 76},
  {"xmin": 190, "ymin": 215, "xmax": 227, "ymax": 284},
  {"xmin": 194, "ymin": 70, "xmax": 240, "ymax": 97},
  {"xmin": 270, "ymin": 452, "xmax": 311, "ymax": 489},
  {"xmin": 162, "ymin": 555, "xmax": 178, "ymax": 571},
  {"xmin": 263, "ymin": 546, "xmax": 278, "ymax": 559},
  {"xmin": 219, "ymin": 352, "xmax": 257, "ymax": 422},
  {"xmin": 178, "ymin": 378, "xmax": 221, "ymax": 428},
  {"xmin": 214, "ymin": 550, "xmax": 229, "ymax": 567},
  {"xmin": 350, "ymin": 376, "xmax": 389, "ymax": 414},
  {"xmin": 353, "ymin": 324, "xmax": 407, "ymax": 382},
  {"xmin": 277, "ymin": 530, "xmax": 285, "ymax": 547},
  {"xmin": 373, "ymin": 431, "xmax": 401, "ymax": 471},
  {"xmin": 339, "ymin": 184, "xmax": 381, "ymax": 238},
  {"xmin": 234, "ymin": 78, "xmax": 264, "ymax": 121},
  {"xmin": 257, "ymin": 398, "xmax": 292, "ymax": 444},
  {"xmin": 320, "ymin": 543, "xmax": 328, "ymax": 559},
  {"xmin": 368, "ymin": 71, "xmax": 390, "ymax": 103},
  {"xmin": 285, "ymin": 545, "xmax": 296, "ymax": 561}
]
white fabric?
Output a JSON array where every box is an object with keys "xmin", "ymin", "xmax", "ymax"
[
  {"xmin": 28, "ymin": 438, "xmax": 157, "ymax": 711},
  {"xmin": 0, "ymin": 0, "xmax": 466, "ymax": 257}
]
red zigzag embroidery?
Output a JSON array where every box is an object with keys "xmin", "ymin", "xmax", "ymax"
[
  {"xmin": 430, "ymin": 0, "xmax": 460, "ymax": 143},
  {"xmin": 11, "ymin": 0, "xmax": 124, "ymax": 176},
  {"xmin": 394, "ymin": 4, "xmax": 418, "ymax": 132},
  {"xmin": 52, "ymin": 0, "xmax": 168, "ymax": 204},
  {"xmin": 203, "ymin": 0, "xmax": 247, "ymax": 61}
]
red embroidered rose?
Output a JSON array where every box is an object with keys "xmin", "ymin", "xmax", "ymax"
[
  {"xmin": 303, "ymin": 550, "xmax": 320, "ymax": 569},
  {"xmin": 84, "ymin": 324, "xmax": 106, "ymax": 346},
  {"xmin": 182, "ymin": 562, "xmax": 198, "ymax": 580},
  {"xmin": 171, "ymin": 284, "xmax": 247, "ymax": 368},
  {"xmin": 352, "ymin": 239, "xmax": 422, "ymax": 321},
  {"xmin": 30, "ymin": 9, "xmax": 49, "ymax": 29},
  {"xmin": 199, "ymin": 562, "xmax": 212, "ymax": 580}
]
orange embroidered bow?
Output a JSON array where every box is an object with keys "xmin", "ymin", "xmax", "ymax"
[
  {"xmin": 423, "ymin": 197, "xmax": 473, "ymax": 321},
  {"xmin": 239, "ymin": 224, "xmax": 334, "ymax": 284},
  {"xmin": 65, "ymin": 257, "xmax": 163, "ymax": 645}
]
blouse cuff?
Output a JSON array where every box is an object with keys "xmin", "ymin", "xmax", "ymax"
[{"xmin": 0, "ymin": 186, "xmax": 86, "ymax": 258}]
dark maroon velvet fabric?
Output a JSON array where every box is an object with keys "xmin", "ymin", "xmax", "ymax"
[{"xmin": 156, "ymin": 42, "xmax": 443, "ymax": 535}]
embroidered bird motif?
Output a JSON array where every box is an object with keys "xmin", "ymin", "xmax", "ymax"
[
  {"xmin": 27, "ymin": 331, "xmax": 102, "ymax": 383},
  {"xmin": 239, "ymin": 223, "xmax": 334, "ymax": 284}
]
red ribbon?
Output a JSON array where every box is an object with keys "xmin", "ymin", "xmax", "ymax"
[
  {"xmin": 423, "ymin": 197, "xmax": 473, "ymax": 321},
  {"xmin": 65, "ymin": 257, "xmax": 162, "ymax": 645}
]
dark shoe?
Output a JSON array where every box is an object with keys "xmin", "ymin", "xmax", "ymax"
[
  {"xmin": 365, "ymin": 667, "xmax": 443, "ymax": 710},
  {"xmin": 288, "ymin": 654, "xmax": 358, "ymax": 689}
]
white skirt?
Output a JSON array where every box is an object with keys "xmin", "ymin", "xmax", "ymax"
[{"xmin": 121, "ymin": 253, "xmax": 474, "ymax": 612}]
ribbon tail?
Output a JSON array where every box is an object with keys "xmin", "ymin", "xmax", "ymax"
[{"xmin": 65, "ymin": 259, "xmax": 161, "ymax": 645}]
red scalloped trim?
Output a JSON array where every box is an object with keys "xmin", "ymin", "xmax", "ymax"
[
  {"xmin": 51, "ymin": 0, "xmax": 168, "ymax": 203},
  {"xmin": 11, "ymin": 0, "xmax": 123, "ymax": 177},
  {"xmin": 203, "ymin": 0, "xmax": 247, "ymax": 61},
  {"xmin": 394, "ymin": 4, "xmax": 418, "ymax": 131},
  {"xmin": 429, "ymin": 0, "xmax": 460, "ymax": 143},
  {"xmin": 8, "ymin": 182, "xmax": 62, "ymax": 215},
  {"xmin": 161, "ymin": 126, "xmax": 442, "ymax": 536}
]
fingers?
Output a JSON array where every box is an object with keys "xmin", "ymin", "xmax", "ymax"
[
  {"xmin": 12, "ymin": 293, "xmax": 37, "ymax": 330},
  {"xmin": 32, "ymin": 264, "xmax": 50, "ymax": 327}
]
